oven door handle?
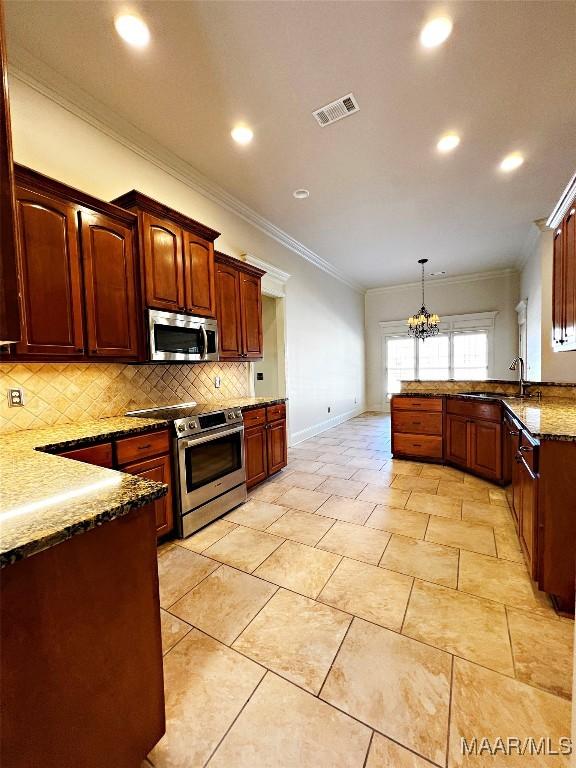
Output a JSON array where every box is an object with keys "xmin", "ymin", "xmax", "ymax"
[{"xmin": 184, "ymin": 425, "xmax": 244, "ymax": 448}]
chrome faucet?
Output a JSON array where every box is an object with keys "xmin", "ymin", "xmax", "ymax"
[{"xmin": 509, "ymin": 356, "xmax": 527, "ymax": 397}]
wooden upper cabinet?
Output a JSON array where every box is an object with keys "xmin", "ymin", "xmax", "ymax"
[
  {"xmin": 14, "ymin": 186, "xmax": 84, "ymax": 357},
  {"xmin": 563, "ymin": 204, "xmax": 575, "ymax": 349},
  {"xmin": 80, "ymin": 211, "xmax": 139, "ymax": 359},
  {"xmin": 215, "ymin": 252, "xmax": 265, "ymax": 360},
  {"xmin": 182, "ymin": 231, "xmax": 216, "ymax": 317},
  {"xmin": 552, "ymin": 224, "xmax": 565, "ymax": 348},
  {"xmin": 0, "ymin": 1, "xmax": 20, "ymax": 344},
  {"xmin": 240, "ymin": 272, "xmax": 263, "ymax": 359},
  {"xmin": 110, "ymin": 190, "xmax": 220, "ymax": 318},
  {"xmin": 142, "ymin": 213, "xmax": 184, "ymax": 312},
  {"xmin": 215, "ymin": 260, "xmax": 243, "ymax": 358}
]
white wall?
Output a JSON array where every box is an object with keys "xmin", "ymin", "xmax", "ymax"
[
  {"xmin": 9, "ymin": 79, "xmax": 366, "ymax": 441},
  {"xmin": 254, "ymin": 296, "xmax": 279, "ymax": 397},
  {"xmin": 365, "ymin": 271, "xmax": 520, "ymax": 410},
  {"xmin": 521, "ymin": 225, "xmax": 576, "ymax": 383}
]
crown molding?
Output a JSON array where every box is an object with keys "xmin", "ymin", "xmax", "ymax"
[
  {"xmin": 240, "ymin": 252, "xmax": 291, "ymax": 284},
  {"xmin": 366, "ymin": 268, "xmax": 518, "ymax": 296},
  {"xmin": 546, "ymin": 171, "xmax": 576, "ymax": 229},
  {"xmin": 8, "ymin": 44, "xmax": 363, "ymax": 293}
]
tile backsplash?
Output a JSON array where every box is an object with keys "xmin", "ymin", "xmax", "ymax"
[{"xmin": 0, "ymin": 362, "xmax": 252, "ymax": 434}]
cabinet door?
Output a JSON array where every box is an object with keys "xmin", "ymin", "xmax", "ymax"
[
  {"xmin": 468, "ymin": 419, "xmax": 502, "ymax": 482},
  {"xmin": 59, "ymin": 442, "xmax": 113, "ymax": 468},
  {"xmin": 445, "ymin": 414, "xmax": 468, "ymax": 466},
  {"xmin": 240, "ymin": 273, "xmax": 263, "ymax": 358},
  {"xmin": 216, "ymin": 261, "xmax": 243, "ymax": 359},
  {"xmin": 80, "ymin": 211, "xmax": 139, "ymax": 359},
  {"xmin": 552, "ymin": 224, "xmax": 564, "ymax": 350},
  {"xmin": 562, "ymin": 204, "xmax": 576, "ymax": 350},
  {"xmin": 244, "ymin": 424, "xmax": 267, "ymax": 488},
  {"xmin": 122, "ymin": 453, "xmax": 174, "ymax": 538},
  {"xmin": 14, "ymin": 186, "xmax": 84, "ymax": 357},
  {"xmin": 142, "ymin": 213, "xmax": 184, "ymax": 311},
  {"xmin": 519, "ymin": 461, "xmax": 538, "ymax": 578},
  {"xmin": 182, "ymin": 231, "xmax": 216, "ymax": 317},
  {"xmin": 266, "ymin": 419, "xmax": 287, "ymax": 476}
]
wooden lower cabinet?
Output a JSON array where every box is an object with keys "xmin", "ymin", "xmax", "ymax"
[
  {"xmin": 445, "ymin": 414, "xmax": 468, "ymax": 466},
  {"xmin": 244, "ymin": 424, "xmax": 268, "ymax": 488},
  {"xmin": 243, "ymin": 404, "xmax": 287, "ymax": 489},
  {"xmin": 122, "ymin": 454, "xmax": 174, "ymax": 538},
  {"xmin": 468, "ymin": 419, "xmax": 502, "ymax": 482},
  {"xmin": 57, "ymin": 429, "xmax": 174, "ymax": 539},
  {"xmin": 391, "ymin": 396, "xmax": 444, "ymax": 461},
  {"xmin": 519, "ymin": 458, "xmax": 538, "ymax": 578}
]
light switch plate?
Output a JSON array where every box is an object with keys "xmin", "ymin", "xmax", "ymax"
[{"xmin": 7, "ymin": 388, "xmax": 24, "ymax": 407}]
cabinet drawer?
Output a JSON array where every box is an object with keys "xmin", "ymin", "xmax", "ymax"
[
  {"xmin": 394, "ymin": 434, "xmax": 443, "ymax": 458},
  {"xmin": 266, "ymin": 403, "xmax": 286, "ymax": 423},
  {"xmin": 447, "ymin": 398, "xmax": 501, "ymax": 422},
  {"xmin": 116, "ymin": 430, "xmax": 170, "ymax": 465},
  {"xmin": 393, "ymin": 397, "xmax": 443, "ymax": 412},
  {"xmin": 59, "ymin": 442, "xmax": 113, "ymax": 468},
  {"xmin": 243, "ymin": 407, "xmax": 266, "ymax": 428},
  {"xmin": 392, "ymin": 411, "xmax": 442, "ymax": 436}
]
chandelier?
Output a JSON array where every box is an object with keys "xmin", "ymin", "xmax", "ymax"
[{"xmin": 407, "ymin": 258, "xmax": 440, "ymax": 340}]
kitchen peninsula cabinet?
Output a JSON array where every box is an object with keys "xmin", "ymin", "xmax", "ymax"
[
  {"xmin": 0, "ymin": 0, "xmax": 21, "ymax": 345},
  {"xmin": 111, "ymin": 190, "xmax": 220, "ymax": 318},
  {"xmin": 243, "ymin": 403, "xmax": 287, "ymax": 488},
  {"xmin": 391, "ymin": 396, "xmax": 444, "ymax": 460},
  {"xmin": 215, "ymin": 252, "xmax": 264, "ymax": 360},
  {"xmin": 5, "ymin": 166, "xmax": 140, "ymax": 361},
  {"xmin": 445, "ymin": 399, "xmax": 502, "ymax": 482}
]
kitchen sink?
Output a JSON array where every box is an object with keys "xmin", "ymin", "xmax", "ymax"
[{"xmin": 457, "ymin": 391, "xmax": 514, "ymax": 398}]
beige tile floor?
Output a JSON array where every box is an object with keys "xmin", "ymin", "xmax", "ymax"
[{"xmin": 150, "ymin": 414, "xmax": 573, "ymax": 768}]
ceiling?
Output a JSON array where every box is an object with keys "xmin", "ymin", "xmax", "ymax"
[{"xmin": 5, "ymin": 0, "xmax": 576, "ymax": 289}]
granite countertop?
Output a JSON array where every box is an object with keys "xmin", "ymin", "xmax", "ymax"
[
  {"xmin": 393, "ymin": 392, "xmax": 576, "ymax": 441},
  {"xmin": 0, "ymin": 398, "xmax": 287, "ymax": 567},
  {"xmin": 0, "ymin": 415, "xmax": 172, "ymax": 568}
]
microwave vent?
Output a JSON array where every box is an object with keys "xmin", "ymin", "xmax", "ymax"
[{"xmin": 312, "ymin": 93, "xmax": 359, "ymax": 127}]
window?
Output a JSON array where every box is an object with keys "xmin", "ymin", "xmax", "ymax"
[{"xmin": 381, "ymin": 312, "xmax": 496, "ymax": 401}]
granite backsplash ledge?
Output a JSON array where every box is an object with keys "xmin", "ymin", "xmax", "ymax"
[{"xmin": 0, "ymin": 361, "xmax": 252, "ymax": 434}]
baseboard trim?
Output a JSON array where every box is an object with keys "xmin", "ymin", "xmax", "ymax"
[
  {"xmin": 290, "ymin": 406, "xmax": 365, "ymax": 445},
  {"xmin": 366, "ymin": 402, "xmax": 387, "ymax": 413}
]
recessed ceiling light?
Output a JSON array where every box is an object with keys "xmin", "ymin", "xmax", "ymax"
[
  {"xmin": 293, "ymin": 189, "xmax": 310, "ymax": 199},
  {"xmin": 231, "ymin": 126, "xmax": 254, "ymax": 145},
  {"xmin": 499, "ymin": 152, "xmax": 524, "ymax": 172},
  {"xmin": 114, "ymin": 14, "xmax": 150, "ymax": 48},
  {"xmin": 437, "ymin": 133, "xmax": 460, "ymax": 153},
  {"xmin": 420, "ymin": 17, "xmax": 453, "ymax": 48}
]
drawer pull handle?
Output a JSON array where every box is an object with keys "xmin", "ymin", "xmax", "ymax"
[
  {"xmin": 138, "ymin": 443, "xmax": 152, "ymax": 450},
  {"xmin": 413, "ymin": 421, "xmax": 421, "ymax": 425},
  {"xmin": 413, "ymin": 443, "xmax": 422, "ymax": 447}
]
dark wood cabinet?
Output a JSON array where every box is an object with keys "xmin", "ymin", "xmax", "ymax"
[
  {"xmin": 5, "ymin": 166, "xmax": 140, "ymax": 362},
  {"xmin": 14, "ymin": 186, "xmax": 85, "ymax": 358},
  {"xmin": 183, "ymin": 231, "xmax": 216, "ymax": 317},
  {"xmin": 551, "ymin": 186, "xmax": 576, "ymax": 352},
  {"xmin": 215, "ymin": 252, "xmax": 264, "ymax": 361},
  {"xmin": 391, "ymin": 396, "xmax": 444, "ymax": 461},
  {"xmin": 243, "ymin": 404, "xmax": 287, "ymax": 489},
  {"xmin": 267, "ymin": 418, "xmax": 288, "ymax": 475},
  {"xmin": 80, "ymin": 211, "xmax": 139, "ymax": 359},
  {"xmin": 468, "ymin": 419, "xmax": 502, "ymax": 482},
  {"xmin": 519, "ymin": 458, "xmax": 537, "ymax": 578},
  {"xmin": 141, "ymin": 213, "xmax": 184, "ymax": 312},
  {"xmin": 215, "ymin": 260, "xmax": 243, "ymax": 359},
  {"xmin": 445, "ymin": 414, "xmax": 468, "ymax": 466},
  {"xmin": 0, "ymin": 0, "xmax": 20, "ymax": 345},
  {"xmin": 122, "ymin": 454, "xmax": 174, "ymax": 538},
  {"xmin": 245, "ymin": 425, "xmax": 268, "ymax": 488},
  {"xmin": 111, "ymin": 190, "xmax": 220, "ymax": 319},
  {"xmin": 59, "ymin": 442, "xmax": 113, "ymax": 468}
]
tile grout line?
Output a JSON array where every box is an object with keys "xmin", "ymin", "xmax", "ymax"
[
  {"xmin": 399, "ymin": 576, "xmax": 416, "ymax": 634},
  {"xmin": 202, "ymin": 670, "xmax": 269, "ymax": 768},
  {"xmin": 445, "ymin": 654, "xmax": 455, "ymax": 768},
  {"xmin": 228, "ymin": 583, "xmax": 281, "ymax": 647},
  {"xmin": 316, "ymin": 613, "xmax": 356, "ymax": 701},
  {"xmin": 361, "ymin": 731, "xmax": 374, "ymax": 768},
  {"xmin": 504, "ymin": 605, "xmax": 518, "ymax": 680}
]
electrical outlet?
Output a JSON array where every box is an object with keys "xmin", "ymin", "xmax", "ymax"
[
  {"xmin": 214, "ymin": 376, "xmax": 221, "ymax": 389},
  {"xmin": 327, "ymin": 406, "xmax": 331, "ymax": 414},
  {"xmin": 7, "ymin": 388, "xmax": 24, "ymax": 407}
]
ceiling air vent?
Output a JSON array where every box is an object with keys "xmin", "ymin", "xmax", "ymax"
[{"xmin": 312, "ymin": 93, "xmax": 359, "ymax": 127}]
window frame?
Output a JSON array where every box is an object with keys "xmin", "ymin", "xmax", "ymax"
[{"xmin": 380, "ymin": 311, "xmax": 498, "ymax": 406}]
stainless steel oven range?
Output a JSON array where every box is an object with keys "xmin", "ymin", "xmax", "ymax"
[{"xmin": 126, "ymin": 403, "xmax": 247, "ymax": 537}]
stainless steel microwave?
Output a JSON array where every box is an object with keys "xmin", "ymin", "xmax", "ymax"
[{"xmin": 148, "ymin": 309, "xmax": 219, "ymax": 362}]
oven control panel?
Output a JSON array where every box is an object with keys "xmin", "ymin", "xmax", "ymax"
[{"xmin": 174, "ymin": 408, "xmax": 243, "ymax": 438}]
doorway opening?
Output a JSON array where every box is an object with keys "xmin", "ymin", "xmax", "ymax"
[{"xmin": 253, "ymin": 294, "xmax": 287, "ymax": 399}]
